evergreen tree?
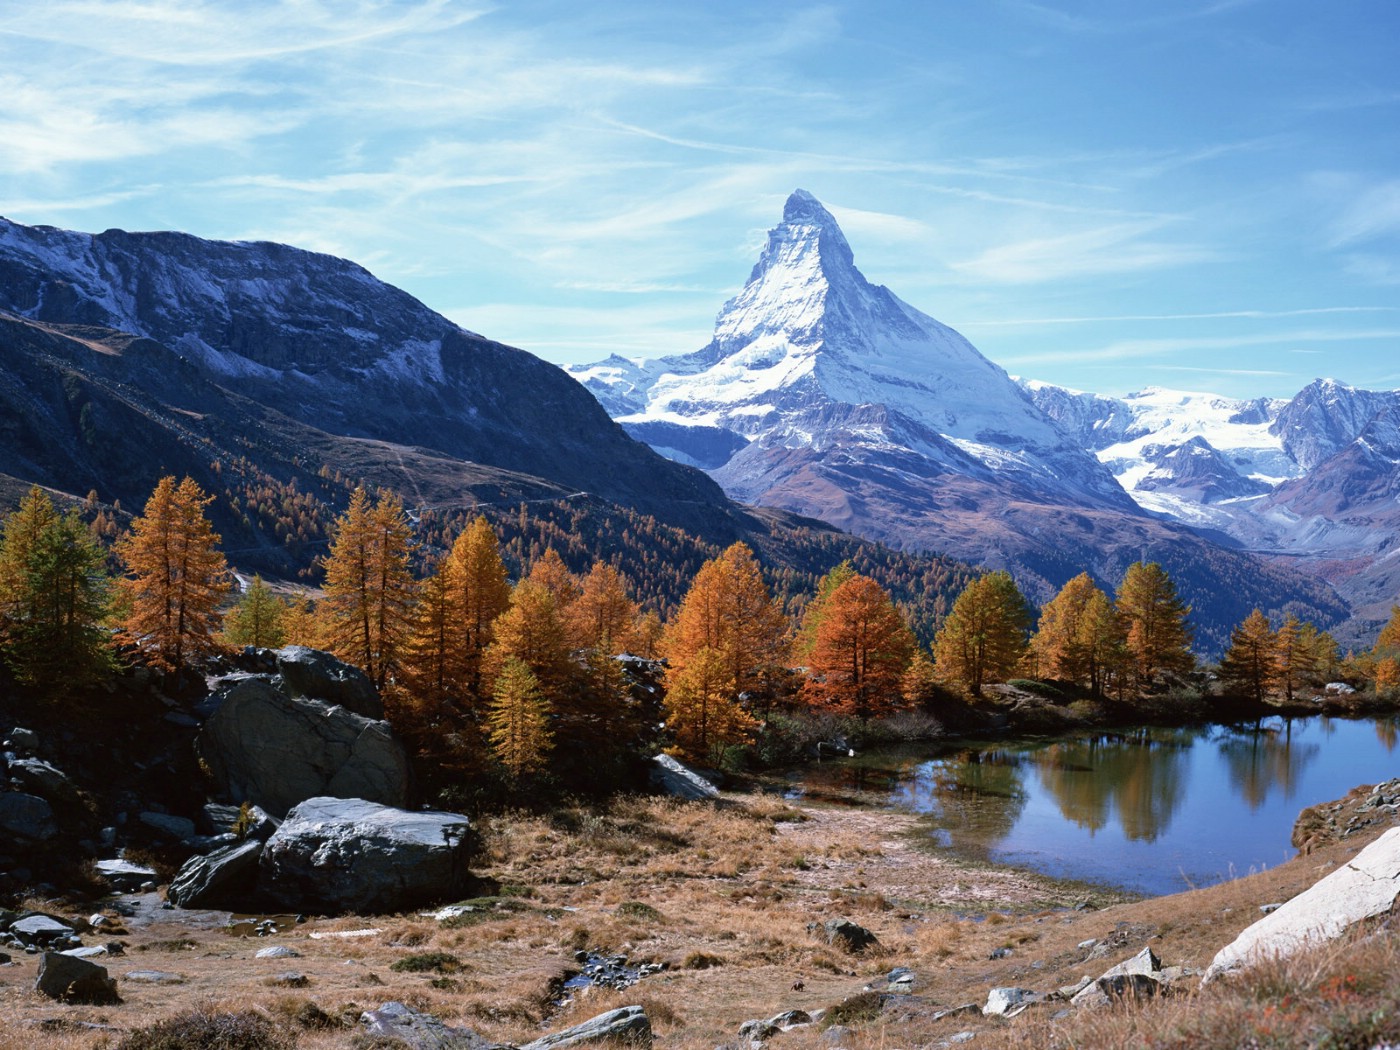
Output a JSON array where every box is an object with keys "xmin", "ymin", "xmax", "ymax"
[
  {"xmin": 116, "ymin": 476, "xmax": 230, "ymax": 671},
  {"xmin": 803, "ymin": 574, "xmax": 915, "ymax": 719},
  {"xmin": 1375, "ymin": 606, "xmax": 1400, "ymax": 656},
  {"xmin": 1219, "ymin": 608, "xmax": 1277, "ymax": 703},
  {"xmin": 0, "ymin": 488, "xmax": 113, "ymax": 691},
  {"xmin": 319, "ymin": 488, "xmax": 416, "ymax": 688},
  {"xmin": 932, "ymin": 570, "xmax": 1031, "ymax": 696},
  {"xmin": 1115, "ymin": 561, "xmax": 1195, "ymax": 685},
  {"xmin": 483, "ymin": 578, "xmax": 572, "ymax": 703},
  {"xmin": 221, "ymin": 575, "xmax": 286, "ymax": 649},
  {"xmin": 487, "ymin": 656, "xmax": 553, "ymax": 778}
]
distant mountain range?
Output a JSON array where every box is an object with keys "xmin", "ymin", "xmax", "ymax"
[
  {"xmin": 569, "ymin": 190, "xmax": 1388, "ymax": 648},
  {"xmin": 0, "ymin": 214, "xmax": 985, "ymax": 638}
]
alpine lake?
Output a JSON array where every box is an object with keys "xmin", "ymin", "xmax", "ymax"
[{"xmin": 791, "ymin": 713, "xmax": 1400, "ymax": 897}]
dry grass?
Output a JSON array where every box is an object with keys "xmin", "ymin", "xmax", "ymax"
[{"xmin": 2, "ymin": 788, "xmax": 1399, "ymax": 1049}]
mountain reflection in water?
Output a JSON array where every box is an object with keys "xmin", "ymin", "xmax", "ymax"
[{"xmin": 795, "ymin": 715, "xmax": 1400, "ymax": 896}]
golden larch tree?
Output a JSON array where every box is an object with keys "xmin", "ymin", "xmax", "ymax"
[
  {"xmin": 932, "ymin": 570, "xmax": 1031, "ymax": 696},
  {"xmin": 661, "ymin": 541, "xmax": 788, "ymax": 714},
  {"xmin": 565, "ymin": 561, "xmax": 639, "ymax": 653},
  {"xmin": 444, "ymin": 516, "xmax": 512, "ymax": 701},
  {"xmin": 483, "ymin": 577, "xmax": 573, "ymax": 704},
  {"xmin": 1115, "ymin": 561, "xmax": 1195, "ymax": 684},
  {"xmin": 117, "ymin": 476, "xmax": 230, "ymax": 671},
  {"xmin": 663, "ymin": 645, "xmax": 758, "ymax": 764},
  {"xmin": 487, "ymin": 656, "xmax": 553, "ymax": 778},
  {"xmin": 803, "ymin": 574, "xmax": 916, "ymax": 719},
  {"xmin": 221, "ymin": 575, "xmax": 286, "ymax": 649},
  {"xmin": 792, "ymin": 560, "xmax": 856, "ymax": 663},
  {"xmin": 1218, "ymin": 608, "xmax": 1277, "ymax": 703},
  {"xmin": 318, "ymin": 488, "xmax": 417, "ymax": 688}
]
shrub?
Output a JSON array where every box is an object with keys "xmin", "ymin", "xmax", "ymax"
[
  {"xmin": 389, "ymin": 951, "xmax": 462, "ymax": 974},
  {"xmin": 115, "ymin": 1009, "xmax": 295, "ymax": 1050},
  {"xmin": 616, "ymin": 901, "xmax": 662, "ymax": 921}
]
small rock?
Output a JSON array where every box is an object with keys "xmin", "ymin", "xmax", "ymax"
[
  {"xmin": 931, "ymin": 1004, "xmax": 981, "ymax": 1022},
  {"xmin": 60, "ymin": 946, "xmax": 109, "ymax": 959},
  {"xmin": 521, "ymin": 1006, "xmax": 652, "ymax": 1050},
  {"xmin": 361, "ymin": 1001, "xmax": 502, "ymax": 1049},
  {"xmin": 984, "ymin": 987, "xmax": 1040, "ymax": 1016},
  {"xmin": 822, "ymin": 918, "xmax": 879, "ymax": 954},
  {"xmin": 821, "ymin": 1025, "xmax": 853, "ymax": 1046},
  {"xmin": 267, "ymin": 971, "xmax": 309, "ymax": 987},
  {"xmin": 123, "ymin": 970, "xmax": 185, "ymax": 984},
  {"xmin": 1259, "ymin": 902, "xmax": 1283, "ymax": 914},
  {"xmin": 256, "ymin": 945, "xmax": 301, "ymax": 959},
  {"xmin": 738, "ymin": 1020, "xmax": 778, "ymax": 1041},
  {"xmin": 140, "ymin": 811, "xmax": 197, "ymax": 841},
  {"xmin": 1077, "ymin": 938, "xmax": 1097, "ymax": 950}
]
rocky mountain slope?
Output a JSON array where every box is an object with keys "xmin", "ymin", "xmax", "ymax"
[
  {"xmin": 0, "ymin": 217, "xmax": 723, "ymax": 528},
  {"xmin": 1026, "ymin": 379, "xmax": 1400, "ymax": 636},
  {"xmin": 570, "ymin": 191, "xmax": 1346, "ymax": 650}
]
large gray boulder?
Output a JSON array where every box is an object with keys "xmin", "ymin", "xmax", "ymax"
[
  {"xmin": 258, "ymin": 797, "xmax": 472, "ymax": 915},
  {"xmin": 198, "ymin": 678, "xmax": 410, "ymax": 818},
  {"xmin": 0, "ymin": 791, "xmax": 58, "ymax": 842},
  {"xmin": 167, "ymin": 839, "xmax": 265, "ymax": 909},
  {"xmin": 1205, "ymin": 825, "xmax": 1400, "ymax": 982},
  {"xmin": 35, "ymin": 952, "xmax": 120, "ymax": 1004},
  {"xmin": 521, "ymin": 1006, "xmax": 652, "ymax": 1050},
  {"xmin": 276, "ymin": 646, "xmax": 383, "ymax": 719}
]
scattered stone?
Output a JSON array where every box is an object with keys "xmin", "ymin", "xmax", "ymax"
[
  {"xmin": 989, "ymin": 946, "xmax": 1012, "ymax": 959},
  {"xmin": 1205, "ymin": 825, "xmax": 1400, "ymax": 982},
  {"xmin": 1259, "ymin": 902, "xmax": 1283, "ymax": 914},
  {"xmin": 821, "ymin": 1025, "xmax": 853, "ymax": 1045},
  {"xmin": 167, "ymin": 839, "xmax": 264, "ymax": 909},
  {"xmin": 6, "ymin": 727, "xmax": 39, "ymax": 751},
  {"xmin": 520, "ymin": 1005, "xmax": 652, "ymax": 1050},
  {"xmin": 1077, "ymin": 938, "xmax": 1097, "ymax": 950},
  {"xmin": 1101, "ymin": 946, "xmax": 1160, "ymax": 980},
  {"xmin": 256, "ymin": 945, "xmax": 301, "ymax": 959},
  {"xmin": 8, "ymin": 758, "xmax": 82, "ymax": 807},
  {"xmin": 1059, "ymin": 976, "xmax": 1094, "ymax": 999},
  {"xmin": 123, "ymin": 970, "xmax": 185, "ymax": 984},
  {"xmin": 983, "ymin": 987, "xmax": 1040, "ymax": 1017},
  {"xmin": 259, "ymin": 797, "xmax": 472, "ymax": 914},
  {"xmin": 649, "ymin": 753, "xmax": 720, "ymax": 800},
  {"xmin": 361, "ymin": 1000, "xmax": 502, "ymax": 1049},
  {"xmin": 59, "ymin": 945, "xmax": 110, "ymax": 959},
  {"xmin": 948, "ymin": 1034, "xmax": 976, "ymax": 1045},
  {"xmin": 430, "ymin": 903, "xmax": 481, "ymax": 921},
  {"xmin": 34, "ymin": 952, "xmax": 120, "ymax": 1004},
  {"xmin": 10, "ymin": 914, "xmax": 75, "ymax": 947},
  {"xmin": 822, "ymin": 918, "xmax": 879, "ymax": 954},
  {"xmin": 738, "ymin": 1019, "xmax": 779, "ymax": 1041},
  {"xmin": 767, "ymin": 1010, "xmax": 812, "ymax": 1029},
  {"xmin": 1072, "ymin": 972, "xmax": 1161, "ymax": 1008},
  {"xmin": 266, "ymin": 971, "xmax": 308, "ymax": 987}
]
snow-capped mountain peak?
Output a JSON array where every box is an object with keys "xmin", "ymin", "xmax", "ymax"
[{"xmin": 572, "ymin": 188, "xmax": 1134, "ymax": 512}]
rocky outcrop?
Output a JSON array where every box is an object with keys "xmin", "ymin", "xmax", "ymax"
[
  {"xmin": 649, "ymin": 754, "xmax": 720, "ymax": 800},
  {"xmin": 257, "ymin": 797, "xmax": 472, "ymax": 914},
  {"xmin": 361, "ymin": 1001, "xmax": 504, "ymax": 1049},
  {"xmin": 167, "ymin": 839, "xmax": 265, "ymax": 909},
  {"xmin": 520, "ymin": 1005, "xmax": 652, "ymax": 1050},
  {"xmin": 198, "ymin": 675, "xmax": 410, "ymax": 818},
  {"xmin": 822, "ymin": 918, "xmax": 879, "ymax": 954},
  {"xmin": 1205, "ymin": 825, "xmax": 1400, "ymax": 982},
  {"xmin": 275, "ymin": 645, "xmax": 382, "ymax": 719}
]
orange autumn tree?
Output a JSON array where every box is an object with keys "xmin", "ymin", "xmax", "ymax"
[
  {"xmin": 117, "ymin": 475, "xmax": 230, "ymax": 671},
  {"xmin": 1218, "ymin": 608, "xmax": 1277, "ymax": 704},
  {"xmin": 661, "ymin": 542, "xmax": 786, "ymax": 759},
  {"xmin": 487, "ymin": 655, "xmax": 553, "ymax": 779},
  {"xmin": 1115, "ymin": 561, "xmax": 1195, "ymax": 685},
  {"xmin": 803, "ymin": 574, "xmax": 916, "ymax": 719},
  {"xmin": 1029, "ymin": 572, "xmax": 1126, "ymax": 697},
  {"xmin": 318, "ymin": 488, "xmax": 417, "ymax": 689},
  {"xmin": 445, "ymin": 516, "xmax": 513, "ymax": 701},
  {"xmin": 565, "ymin": 561, "xmax": 639, "ymax": 654}
]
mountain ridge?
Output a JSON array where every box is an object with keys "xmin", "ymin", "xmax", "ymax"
[{"xmin": 569, "ymin": 190, "xmax": 1352, "ymax": 650}]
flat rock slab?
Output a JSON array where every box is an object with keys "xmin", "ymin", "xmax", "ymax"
[
  {"xmin": 123, "ymin": 970, "xmax": 186, "ymax": 984},
  {"xmin": 1206, "ymin": 825, "xmax": 1400, "ymax": 981},
  {"xmin": 521, "ymin": 1005, "xmax": 652, "ymax": 1050}
]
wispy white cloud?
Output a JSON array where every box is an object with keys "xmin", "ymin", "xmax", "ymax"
[
  {"xmin": 951, "ymin": 220, "xmax": 1216, "ymax": 284},
  {"xmin": 1004, "ymin": 327, "xmax": 1400, "ymax": 366},
  {"xmin": 963, "ymin": 306, "xmax": 1400, "ymax": 328}
]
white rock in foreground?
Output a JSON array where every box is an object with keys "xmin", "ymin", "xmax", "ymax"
[{"xmin": 1205, "ymin": 826, "xmax": 1400, "ymax": 982}]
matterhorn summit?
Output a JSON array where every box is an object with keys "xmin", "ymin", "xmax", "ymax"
[{"xmin": 573, "ymin": 189, "xmax": 1129, "ymax": 515}]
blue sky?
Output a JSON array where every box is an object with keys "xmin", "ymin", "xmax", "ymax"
[{"xmin": 2, "ymin": 0, "xmax": 1398, "ymax": 399}]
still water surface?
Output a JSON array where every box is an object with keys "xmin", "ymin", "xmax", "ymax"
[{"xmin": 796, "ymin": 715, "xmax": 1400, "ymax": 896}]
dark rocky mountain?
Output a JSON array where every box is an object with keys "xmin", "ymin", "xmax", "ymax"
[
  {"xmin": 0, "ymin": 217, "xmax": 724, "ymax": 527},
  {"xmin": 570, "ymin": 192, "xmax": 1347, "ymax": 652}
]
